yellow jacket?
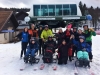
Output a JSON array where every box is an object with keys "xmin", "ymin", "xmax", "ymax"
[{"xmin": 41, "ymin": 29, "xmax": 53, "ymax": 40}]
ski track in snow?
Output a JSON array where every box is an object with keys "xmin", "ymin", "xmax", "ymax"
[{"xmin": 0, "ymin": 36, "xmax": 100, "ymax": 75}]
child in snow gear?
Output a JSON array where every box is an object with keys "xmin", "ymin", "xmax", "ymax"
[
  {"xmin": 24, "ymin": 39, "xmax": 40, "ymax": 64},
  {"xmin": 16, "ymin": 27, "xmax": 29, "ymax": 59},
  {"xmin": 58, "ymin": 40, "xmax": 72, "ymax": 65},
  {"xmin": 71, "ymin": 35, "xmax": 91, "ymax": 67},
  {"xmin": 42, "ymin": 36, "xmax": 57, "ymax": 63}
]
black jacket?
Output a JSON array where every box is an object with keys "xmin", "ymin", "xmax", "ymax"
[
  {"xmin": 58, "ymin": 40, "xmax": 72, "ymax": 57},
  {"xmin": 56, "ymin": 32, "xmax": 65, "ymax": 46},
  {"xmin": 38, "ymin": 29, "xmax": 43, "ymax": 38},
  {"xmin": 44, "ymin": 40, "xmax": 57, "ymax": 53},
  {"xmin": 73, "ymin": 31, "xmax": 79, "ymax": 41}
]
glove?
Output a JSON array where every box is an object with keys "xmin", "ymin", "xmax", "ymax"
[
  {"xmin": 89, "ymin": 28, "xmax": 94, "ymax": 32},
  {"xmin": 82, "ymin": 48, "xmax": 86, "ymax": 51}
]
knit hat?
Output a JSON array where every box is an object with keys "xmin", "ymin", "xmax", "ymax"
[{"xmin": 66, "ymin": 24, "xmax": 72, "ymax": 29}]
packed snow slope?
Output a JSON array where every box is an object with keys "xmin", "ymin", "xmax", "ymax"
[{"xmin": 0, "ymin": 35, "xmax": 100, "ymax": 75}]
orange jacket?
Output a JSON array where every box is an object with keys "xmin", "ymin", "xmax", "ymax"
[{"xmin": 28, "ymin": 29, "xmax": 38, "ymax": 37}]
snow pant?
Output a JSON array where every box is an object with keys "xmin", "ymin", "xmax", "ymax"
[
  {"xmin": 42, "ymin": 42, "xmax": 45, "ymax": 56},
  {"xmin": 25, "ymin": 49, "xmax": 38, "ymax": 57},
  {"xmin": 58, "ymin": 56, "xmax": 68, "ymax": 64},
  {"xmin": 86, "ymin": 41, "xmax": 93, "ymax": 60},
  {"xmin": 21, "ymin": 42, "xmax": 28, "ymax": 57},
  {"xmin": 38, "ymin": 39, "xmax": 43, "ymax": 55},
  {"xmin": 72, "ymin": 45, "xmax": 77, "ymax": 57},
  {"xmin": 68, "ymin": 56, "xmax": 72, "ymax": 61}
]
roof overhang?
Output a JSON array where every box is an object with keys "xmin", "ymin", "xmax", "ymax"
[{"xmin": 30, "ymin": 16, "xmax": 86, "ymax": 21}]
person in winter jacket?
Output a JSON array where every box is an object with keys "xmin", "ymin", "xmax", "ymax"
[
  {"xmin": 77, "ymin": 29, "xmax": 84, "ymax": 41},
  {"xmin": 72, "ymin": 27, "xmax": 78, "ymax": 58},
  {"xmin": 41, "ymin": 25, "xmax": 53, "ymax": 55},
  {"xmin": 70, "ymin": 35, "xmax": 91, "ymax": 59},
  {"xmin": 38, "ymin": 25, "xmax": 43, "ymax": 55},
  {"xmin": 56, "ymin": 28, "xmax": 65, "ymax": 47},
  {"xmin": 44, "ymin": 36, "xmax": 57, "ymax": 54},
  {"xmin": 64, "ymin": 24, "xmax": 73, "ymax": 43},
  {"xmin": 58, "ymin": 39, "xmax": 72, "ymax": 65},
  {"xmin": 16, "ymin": 27, "xmax": 29, "ymax": 59},
  {"xmin": 83, "ymin": 24, "xmax": 96, "ymax": 62},
  {"xmin": 28, "ymin": 24, "xmax": 38, "ymax": 44},
  {"xmin": 41, "ymin": 25, "xmax": 53, "ymax": 42},
  {"xmin": 25, "ymin": 39, "xmax": 39, "ymax": 59}
]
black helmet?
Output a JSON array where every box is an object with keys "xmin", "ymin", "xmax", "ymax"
[
  {"xmin": 48, "ymin": 36, "xmax": 53, "ymax": 38},
  {"xmin": 83, "ymin": 24, "xmax": 88, "ymax": 28},
  {"xmin": 79, "ymin": 36, "xmax": 85, "ymax": 40},
  {"xmin": 30, "ymin": 38, "xmax": 36, "ymax": 42},
  {"xmin": 39, "ymin": 25, "xmax": 43, "ymax": 27},
  {"xmin": 73, "ymin": 27, "xmax": 77, "ymax": 29}
]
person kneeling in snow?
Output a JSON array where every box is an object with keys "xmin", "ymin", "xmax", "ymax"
[
  {"xmin": 24, "ymin": 39, "xmax": 39, "ymax": 63},
  {"xmin": 70, "ymin": 35, "xmax": 91, "ymax": 67}
]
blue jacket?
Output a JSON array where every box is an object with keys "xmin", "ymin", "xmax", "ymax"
[
  {"xmin": 27, "ymin": 42, "xmax": 39, "ymax": 51},
  {"xmin": 72, "ymin": 39, "xmax": 91, "ymax": 52},
  {"xmin": 21, "ymin": 32, "xmax": 29, "ymax": 42}
]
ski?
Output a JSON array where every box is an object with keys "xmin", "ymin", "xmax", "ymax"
[
  {"xmin": 74, "ymin": 67, "xmax": 78, "ymax": 75},
  {"xmin": 52, "ymin": 65, "xmax": 57, "ymax": 70},
  {"xmin": 86, "ymin": 68, "xmax": 95, "ymax": 75},
  {"xmin": 20, "ymin": 63, "xmax": 27, "ymax": 71},
  {"xmin": 40, "ymin": 64, "xmax": 45, "ymax": 70}
]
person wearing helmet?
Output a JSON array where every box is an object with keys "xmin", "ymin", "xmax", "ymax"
[
  {"xmin": 43, "ymin": 36, "xmax": 57, "ymax": 55},
  {"xmin": 38, "ymin": 25, "xmax": 43, "ymax": 55},
  {"xmin": 41, "ymin": 25, "xmax": 53, "ymax": 55},
  {"xmin": 24, "ymin": 38, "xmax": 39, "ymax": 62},
  {"xmin": 72, "ymin": 27, "xmax": 79, "ymax": 59},
  {"xmin": 70, "ymin": 35, "xmax": 91, "ymax": 55},
  {"xmin": 56, "ymin": 28, "xmax": 65, "ymax": 47},
  {"xmin": 41, "ymin": 25, "xmax": 53, "ymax": 42},
  {"xmin": 83, "ymin": 24, "xmax": 96, "ymax": 62},
  {"xmin": 28, "ymin": 24, "xmax": 38, "ymax": 44}
]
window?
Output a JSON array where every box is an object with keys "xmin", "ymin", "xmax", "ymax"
[
  {"xmin": 70, "ymin": 4, "xmax": 77, "ymax": 15},
  {"xmin": 48, "ymin": 5, "xmax": 55, "ymax": 16},
  {"xmin": 41, "ymin": 5, "xmax": 48, "ymax": 16},
  {"xmin": 55, "ymin": 5, "xmax": 62, "ymax": 16},
  {"xmin": 33, "ymin": 5, "xmax": 41, "ymax": 16},
  {"xmin": 63, "ymin": 4, "xmax": 70, "ymax": 15}
]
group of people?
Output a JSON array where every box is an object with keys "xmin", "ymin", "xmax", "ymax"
[{"xmin": 16, "ymin": 23, "xmax": 96, "ymax": 65}]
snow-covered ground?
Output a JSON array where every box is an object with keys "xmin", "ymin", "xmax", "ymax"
[{"xmin": 0, "ymin": 35, "xmax": 100, "ymax": 75}]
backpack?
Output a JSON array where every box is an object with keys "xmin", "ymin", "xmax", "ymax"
[{"xmin": 43, "ymin": 47, "xmax": 53, "ymax": 63}]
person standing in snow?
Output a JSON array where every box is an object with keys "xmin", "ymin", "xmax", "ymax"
[
  {"xmin": 41, "ymin": 25, "xmax": 53, "ymax": 55},
  {"xmin": 38, "ymin": 25, "xmax": 43, "ymax": 55},
  {"xmin": 16, "ymin": 27, "xmax": 29, "ymax": 59},
  {"xmin": 63, "ymin": 24, "xmax": 73, "ymax": 61},
  {"xmin": 64, "ymin": 24, "xmax": 73, "ymax": 43},
  {"xmin": 72, "ymin": 27, "xmax": 78, "ymax": 59},
  {"xmin": 56, "ymin": 28, "xmax": 65, "ymax": 47},
  {"xmin": 28, "ymin": 24, "xmax": 38, "ymax": 44},
  {"xmin": 83, "ymin": 24, "xmax": 96, "ymax": 62}
]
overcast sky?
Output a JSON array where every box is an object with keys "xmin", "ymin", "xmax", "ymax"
[{"xmin": 0, "ymin": 0, "xmax": 100, "ymax": 8}]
